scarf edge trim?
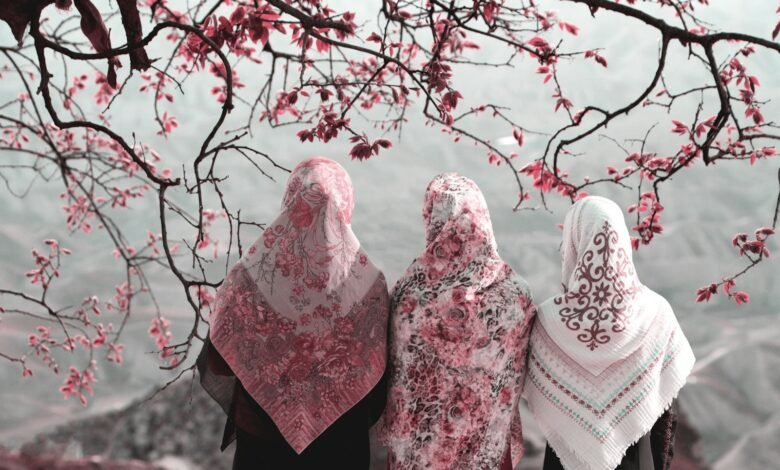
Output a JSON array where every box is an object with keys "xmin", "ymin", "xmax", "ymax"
[{"xmin": 525, "ymin": 342, "xmax": 695, "ymax": 470}]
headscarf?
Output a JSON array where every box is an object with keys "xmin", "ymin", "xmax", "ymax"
[
  {"xmin": 524, "ymin": 196, "xmax": 695, "ymax": 470},
  {"xmin": 378, "ymin": 173, "xmax": 536, "ymax": 469},
  {"xmin": 202, "ymin": 157, "xmax": 389, "ymax": 453}
]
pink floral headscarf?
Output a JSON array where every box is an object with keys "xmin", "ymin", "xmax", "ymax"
[
  {"xmin": 524, "ymin": 196, "xmax": 695, "ymax": 470},
  {"xmin": 378, "ymin": 173, "xmax": 536, "ymax": 469},
  {"xmin": 208, "ymin": 157, "xmax": 389, "ymax": 453}
]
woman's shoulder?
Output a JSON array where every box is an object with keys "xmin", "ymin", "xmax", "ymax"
[
  {"xmin": 499, "ymin": 262, "xmax": 531, "ymax": 290},
  {"xmin": 535, "ymin": 296, "xmax": 558, "ymax": 318},
  {"xmin": 639, "ymin": 285, "xmax": 675, "ymax": 314}
]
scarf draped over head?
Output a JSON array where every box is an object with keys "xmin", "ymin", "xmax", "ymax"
[
  {"xmin": 379, "ymin": 173, "xmax": 537, "ymax": 470},
  {"xmin": 524, "ymin": 195, "xmax": 695, "ymax": 470},
  {"xmin": 203, "ymin": 157, "xmax": 389, "ymax": 454}
]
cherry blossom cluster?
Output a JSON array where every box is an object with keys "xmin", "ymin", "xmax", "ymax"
[
  {"xmin": 25, "ymin": 239, "xmax": 71, "ymax": 289},
  {"xmin": 695, "ymin": 227, "xmax": 775, "ymax": 304},
  {"xmin": 148, "ymin": 316, "xmax": 177, "ymax": 366},
  {"xmin": 7, "ymin": 240, "xmax": 129, "ymax": 404},
  {"xmin": 627, "ymin": 193, "xmax": 665, "ymax": 249}
]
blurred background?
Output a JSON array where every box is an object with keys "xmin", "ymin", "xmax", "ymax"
[{"xmin": 0, "ymin": 1, "xmax": 778, "ymax": 469}]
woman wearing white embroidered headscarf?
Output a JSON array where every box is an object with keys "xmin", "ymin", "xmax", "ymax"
[
  {"xmin": 524, "ymin": 195, "xmax": 695, "ymax": 470},
  {"xmin": 378, "ymin": 173, "xmax": 537, "ymax": 470}
]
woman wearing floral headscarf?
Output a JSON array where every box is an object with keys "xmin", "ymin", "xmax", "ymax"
[
  {"xmin": 524, "ymin": 195, "xmax": 695, "ymax": 470},
  {"xmin": 378, "ymin": 173, "xmax": 537, "ymax": 470},
  {"xmin": 197, "ymin": 157, "xmax": 390, "ymax": 469}
]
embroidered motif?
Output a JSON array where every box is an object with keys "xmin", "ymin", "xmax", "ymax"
[{"xmin": 556, "ymin": 221, "xmax": 642, "ymax": 350}]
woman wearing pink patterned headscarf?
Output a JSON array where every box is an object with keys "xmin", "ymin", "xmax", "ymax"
[
  {"xmin": 197, "ymin": 157, "xmax": 390, "ymax": 469},
  {"xmin": 378, "ymin": 173, "xmax": 537, "ymax": 470},
  {"xmin": 524, "ymin": 196, "xmax": 695, "ymax": 470}
]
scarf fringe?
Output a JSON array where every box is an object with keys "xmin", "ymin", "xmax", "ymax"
[{"xmin": 526, "ymin": 342, "xmax": 695, "ymax": 470}]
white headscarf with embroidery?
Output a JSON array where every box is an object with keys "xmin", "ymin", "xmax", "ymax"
[{"xmin": 524, "ymin": 195, "xmax": 695, "ymax": 470}]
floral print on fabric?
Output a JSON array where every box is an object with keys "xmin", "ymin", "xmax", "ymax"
[
  {"xmin": 209, "ymin": 157, "xmax": 390, "ymax": 454},
  {"xmin": 379, "ymin": 173, "xmax": 537, "ymax": 470},
  {"xmin": 246, "ymin": 156, "xmax": 364, "ymax": 313}
]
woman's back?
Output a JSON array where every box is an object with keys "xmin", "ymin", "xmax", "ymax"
[
  {"xmin": 379, "ymin": 173, "xmax": 537, "ymax": 470},
  {"xmin": 197, "ymin": 157, "xmax": 391, "ymax": 469},
  {"xmin": 524, "ymin": 195, "xmax": 694, "ymax": 470}
]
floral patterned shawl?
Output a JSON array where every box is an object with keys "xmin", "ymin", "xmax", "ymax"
[
  {"xmin": 524, "ymin": 196, "xmax": 695, "ymax": 470},
  {"xmin": 378, "ymin": 173, "xmax": 536, "ymax": 469},
  {"xmin": 206, "ymin": 157, "xmax": 389, "ymax": 453}
]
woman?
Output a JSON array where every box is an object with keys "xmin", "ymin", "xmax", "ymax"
[
  {"xmin": 197, "ymin": 157, "xmax": 390, "ymax": 469},
  {"xmin": 524, "ymin": 196, "xmax": 695, "ymax": 470},
  {"xmin": 378, "ymin": 173, "xmax": 537, "ymax": 470}
]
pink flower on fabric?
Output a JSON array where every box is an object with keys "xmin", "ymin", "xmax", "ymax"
[
  {"xmin": 433, "ymin": 230, "xmax": 463, "ymax": 259},
  {"xmin": 254, "ymin": 319, "xmax": 275, "ymax": 336},
  {"xmin": 313, "ymin": 304, "xmax": 331, "ymax": 318},
  {"xmin": 498, "ymin": 386, "xmax": 512, "ymax": 405},
  {"xmin": 278, "ymin": 318, "xmax": 296, "ymax": 333},
  {"xmin": 452, "ymin": 287, "xmax": 475, "ymax": 304},
  {"xmin": 275, "ymin": 252, "xmax": 292, "ymax": 277},
  {"xmin": 289, "ymin": 196, "xmax": 315, "ymax": 228},
  {"xmin": 397, "ymin": 296, "xmax": 417, "ymax": 315},
  {"xmin": 304, "ymin": 272, "xmax": 328, "ymax": 291},
  {"xmin": 293, "ymin": 334, "xmax": 316, "ymax": 355},
  {"xmin": 262, "ymin": 232, "xmax": 275, "ymax": 248},
  {"xmin": 320, "ymin": 352, "xmax": 349, "ymax": 377},
  {"xmin": 334, "ymin": 316, "xmax": 355, "ymax": 336},
  {"xmin": 287, "ymin": 354, "xmax": 313, "ymax": 381},
  {"xmin": 427, "ymin": 264, "xmax": 447, "ymax": 282}
]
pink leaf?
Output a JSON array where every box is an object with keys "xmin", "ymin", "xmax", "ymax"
[
  {"xmin": 512, "ymin": 127, "xmax": 524, "ymax": 147},
  {"xmin": 671, "ymin": 120, "xmax": 689, "ymax": 136},
  {"xmin": 559, "ymin": 22, "xmax": 579, "ymax": 36},
  {"xmin": 528, "ymin": 37, "xmax": 549, "ymax": 49},
  {"xmin": 733, "ymin": 291, "xmax": 750, "ymax": 305},
  {"xmin": 483, "ymin": 1, "xmax": 498, "ymax": 24}
]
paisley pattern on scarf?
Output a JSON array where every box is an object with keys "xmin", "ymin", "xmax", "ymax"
[
  {"xmin": 209, "ymin": 157, "xmax": 389, "ymax": 454},
  {"xmin": 378, "ymin": 173, "xmax": 536, "ymax": 470},
  {"xmin": 525, "ymin": 196, "xmax": 695, "ymax": 470}
]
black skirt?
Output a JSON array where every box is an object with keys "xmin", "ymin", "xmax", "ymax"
[{"xmin": 231, "ymin": 394, "xmax": 373, "ymax": 470}]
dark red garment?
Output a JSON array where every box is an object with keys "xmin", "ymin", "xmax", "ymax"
[
  {"xmin": 499, "ymin": 445, "xmax": 513, "ymax": 470},
  {"xmin": 197, "ymin": 339, "xmax": 388, "ymax": 469}
]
